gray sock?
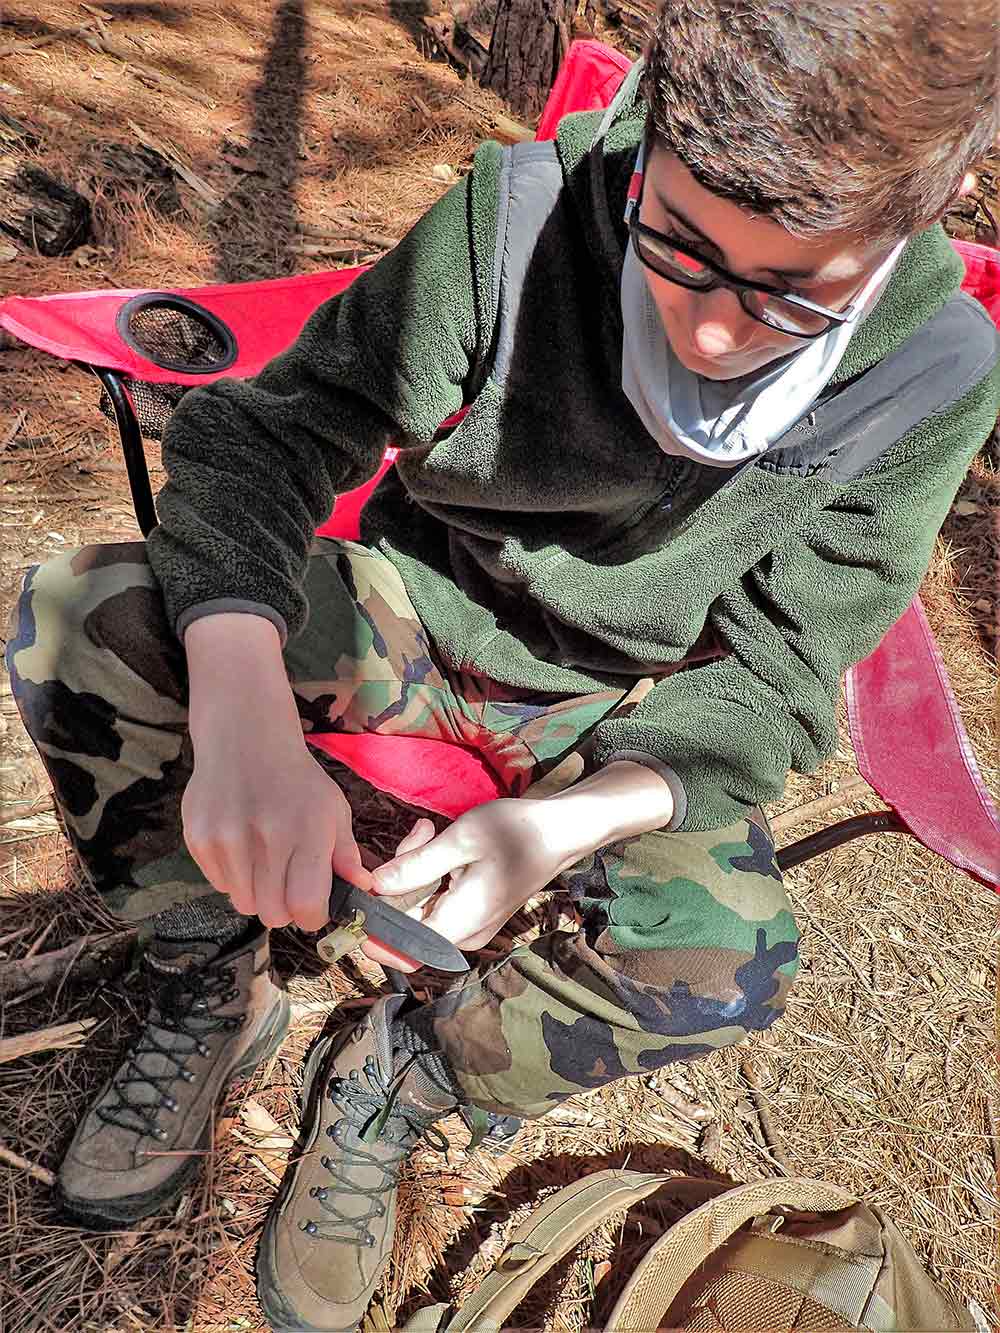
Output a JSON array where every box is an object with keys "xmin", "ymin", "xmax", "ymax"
[
  {"xmin": 391, "ymin": 1008, "xmax": 464, "ymax": 1107},
  {"xmin": 152, "ymin": 896, "xmax": 251, "ymax": 950}
]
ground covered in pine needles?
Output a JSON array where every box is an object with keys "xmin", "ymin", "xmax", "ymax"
[{"xmin": 1, "ymin": 3, "xmax": 998, "ymax": 1330}]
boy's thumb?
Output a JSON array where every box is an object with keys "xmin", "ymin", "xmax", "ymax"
[{"xmin": 373, "ymin": 829, "xmax": 464, "ymax": 897}]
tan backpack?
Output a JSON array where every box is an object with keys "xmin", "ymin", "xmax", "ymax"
[{"xmin": 402, "ymin": 1170, "xmax": 983, "ymax": 1332}]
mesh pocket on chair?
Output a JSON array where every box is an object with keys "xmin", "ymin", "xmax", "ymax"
[
  {"xmin": 98, "ymin": 377, "xmax": 190, "ymax": 441},
  {"xmin": 116, "ymin": 293, "xmax": 237, "ymax": 374}
]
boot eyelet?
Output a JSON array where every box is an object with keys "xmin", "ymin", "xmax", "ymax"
[
  {"xmin": 196, "ymin": 1042, "xmax": 209, "ymax": 1057},
  {"xmin": 310, "ymin": 1187, "xmax": 328, "ymax": 1201},
  {"xmin": 192, "ymin": 999, "xmax": 208, "ymax": 1012},
  {"xmin": 300, "ymin": 1220, "xmax": 318, "ymax": 1235},
  {"xmin": 162, "ymin": 1096, "xmax": 178, "ymax": 1112},
  {"xmin": 321, "ymin": 1155, "xmax": 331, "ymax": 1169},
  {"xmin": 364, "ymin": 1233, "xmax": 375, "ymax": 1247},
  {"xmin": 182, "ymin": 1070, "xmax": 196, "ymax": 1083},
  {"xmin": 375, "ymin": 1203, "xmax": 385, "ymax": 1216},
  {"xmin": 153, "ymin": 1127, "xmax": 168, "ymax": 1141},
  {"xmin": 349, "ymin": 1069, "xmax": 359, "ymax": 1081},
  {"xmin": 326, "ymin": 1125, "xmax": 336, "ymax": 1139}
]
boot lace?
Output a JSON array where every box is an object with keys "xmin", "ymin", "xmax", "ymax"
[
  {"xmin": 299, "ymin": 1053, "xmax": 449, "ymax": 1247},
  {"xmin": 96, "ymin": 961, "xmax": 246, "ymax": 1139}
]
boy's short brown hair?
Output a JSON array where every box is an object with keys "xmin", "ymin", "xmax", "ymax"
[{"xmin": 641, "ymin": 1, "xmax": 999, "ymax": 244}]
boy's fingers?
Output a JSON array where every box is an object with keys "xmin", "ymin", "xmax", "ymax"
[
  {"xmin": 196, "ymin": 844, "xmax": 256, "ymax": 917},
  {"xmin": 285, "ymin": 845, "xmax": 337, "ymax": 932},
  {"xmin": 252, "ymin": 855, "xmax": 292, "ymax": 929},
  {"xmin": 373, "ymin": 828, "xmax": 469, "ymax": 895},
  {"xmin": 330, "ymin": 817, "xmax": 375, "ymax": 895},
  {"xmin": 422, "ymin": 867, "xmax": 495, "ymax": 946},
  {"xmin": 359, "ymin": 935, "xmax": 421, "ymax": 972}
]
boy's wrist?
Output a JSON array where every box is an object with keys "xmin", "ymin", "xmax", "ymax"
[
  {"xmin": 543, "ymin": 759, "xmax": 676, "ymax": 847},
  {"xmin": 185, "ymin": 613, "xmax": 298, "ymax": 742}
]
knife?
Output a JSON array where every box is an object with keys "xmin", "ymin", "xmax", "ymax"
[{"xmin": 318, "ymin": 873, "xmax": 469, "ymax": 973}]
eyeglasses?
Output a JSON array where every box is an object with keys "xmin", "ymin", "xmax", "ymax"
[{"xmin": 627, "ymin": 175, "xmax": 858, "ymax": 340}]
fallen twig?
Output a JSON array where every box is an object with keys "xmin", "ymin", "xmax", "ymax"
[
  {"xmin": 22, "ymin": 916, "xmax": 57, "ymax": 961},
  {"xmin": 739, "ymin": 1055, "xmax": 791, "ymax": 1175},
  {"xmin": 0, "ymin": 1141, "xmax": 56, "ymax": 1187},
  {"xmin": 294, "ymin": 242, "xmax": 369, "ymax": 260},
  {"xmin": 82, "ymin": 32, "xmax": 215, "ymax": 108},
  {"xmin": 770, "ymin": 772, "xmax": 870, "ymax": 834},
  {"xmin": 299, "ymin": 221, "xmax": 400, "ymax": 250},
  {"xmin": 126, "ymin": 120, "xmax": 219, "ymax": 206},
  {"xmin": 0, "ymin": 409, "xmax": 27, "ymax": 453},
  {"xmin": 0, "ymin": 930, "xmax": 134, "ymax": 1001},
  {"xmin": 0, "ymin": 21, "xmax": 96, "ymax": 59}
]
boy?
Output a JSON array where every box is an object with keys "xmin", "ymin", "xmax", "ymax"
[{"xmin": 6, "ymin": 3, "xmax": 999, "ymax": 1329}]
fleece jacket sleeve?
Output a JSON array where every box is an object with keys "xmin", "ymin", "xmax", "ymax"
[
  {"xmin": 145, "ymin": 147, "xmax": 501, "ymax": 642},
  {"xmin": 590, "ymin": 364, "xmax": 1000, "ymax": 832}
]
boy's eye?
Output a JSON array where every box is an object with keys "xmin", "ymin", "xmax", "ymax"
[
  {"xmin": 644, "ymin": 228, "xmax": 711, "ymax": 273},
  {"xmin": 666, "ymin": 236, "xmax": 709, "ymax": 275}
]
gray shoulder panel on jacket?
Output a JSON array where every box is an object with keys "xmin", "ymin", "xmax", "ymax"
[
  {"xmin": 491, "ymin": 140, "xmax": 566, "ymax": 385},
  {"xmin": 762, "ymin": 289, "xmax": 1000, "ymax": 481}
]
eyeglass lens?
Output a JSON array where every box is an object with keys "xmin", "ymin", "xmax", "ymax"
[{"xmin": 633, "ymin": 230, "xmax": 830, "ymax": 337}]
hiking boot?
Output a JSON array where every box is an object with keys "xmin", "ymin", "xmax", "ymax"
[
  {"xmin": 257, "ymin": 994, "xmax": 458, "ymax": 1333},
  {"xmin": 57, "ymin": 925, "xmax": 289, "ymax": 1227}
]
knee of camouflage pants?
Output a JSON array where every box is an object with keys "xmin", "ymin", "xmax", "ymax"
[
  {"xmin": 5, "ymin": 543, "xmax": 204, "ymax": 921},
  {"xmin": 413, "ymin": 808, "xmax": 800, "ymax": 1119}
]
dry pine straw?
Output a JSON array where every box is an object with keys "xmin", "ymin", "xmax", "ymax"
[{"xmin": 1, "ymin": 0, "xmax": 999, "ymax": 1328}]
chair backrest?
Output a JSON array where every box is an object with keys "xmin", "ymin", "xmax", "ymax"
[{"xmin": 846, "ymin": 601, "xmax": 1000, "ymax": 891}]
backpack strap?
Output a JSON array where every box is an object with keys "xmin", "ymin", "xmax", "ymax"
[{"xmin": 402, "ymin": 1170, "xmax": 686, "ymax": 1333}]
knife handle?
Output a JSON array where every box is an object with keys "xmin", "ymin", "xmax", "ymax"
[{"xmin": 330, "ymin": 874, "xmax": 437, "ymax": 918}]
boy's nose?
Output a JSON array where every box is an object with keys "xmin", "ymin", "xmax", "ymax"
[{"xmin": 690, "ymin": 287, "xmax": 754, "ymax": 357}]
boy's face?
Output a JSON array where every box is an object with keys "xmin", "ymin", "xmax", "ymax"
[{"xmin": 639, "ymin": 146, "xmax": 897, "ymax": 381}]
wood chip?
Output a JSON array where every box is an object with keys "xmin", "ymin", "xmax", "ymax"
[{"xmin": 0, "ymin": 1017, "xmax": 99, "ymax": 1065}]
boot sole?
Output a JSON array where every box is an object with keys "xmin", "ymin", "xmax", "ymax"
[
  {"xmin": 56, "ymin": 990, "xmax": 292, "ymax": 1229},
  {"xmin": 256, "ymin": 1022, "xmax": 374, "ymax": 1333}
]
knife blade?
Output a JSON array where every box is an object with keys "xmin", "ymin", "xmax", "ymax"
[{"xmin": 323, "ymin": 874, "xmax": 469, "ymax": 973}]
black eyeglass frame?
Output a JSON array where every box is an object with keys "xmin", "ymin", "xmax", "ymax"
[{"xmin": 627, "ymin": 174, "xmax": 859, "ymax": 340}]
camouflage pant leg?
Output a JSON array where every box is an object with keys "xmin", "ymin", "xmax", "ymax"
[
  {"xmin": 418, "ymin": 808, "xmax": 799, "ymax": 1118},
  {"xmin": 3, "ymin": 538, "xmax": 471, "ymax": 923}
]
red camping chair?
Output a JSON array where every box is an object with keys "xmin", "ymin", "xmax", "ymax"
[{"xmin": 2, "ymin": 40, "xmax": 998, "ymax": 889}]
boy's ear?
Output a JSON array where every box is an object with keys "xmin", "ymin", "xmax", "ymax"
[{"xmin": 924, "ymin": 171, "xmax": 981, "ymax": 228}]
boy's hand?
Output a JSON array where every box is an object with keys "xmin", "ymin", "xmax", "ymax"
[
  {"xmin": 365, "ymin": 798, "xmax": 601, "ymax": 967},
  {"xmin": 364, "ymin": 759, "xmax": 677, "ymax": 970},
  {"xmin": 181, "ymin": 613, "xmax": 372, "ymax": 932}
]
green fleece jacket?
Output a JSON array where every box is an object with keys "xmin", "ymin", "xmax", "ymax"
[{"xmin": 148, "ymin": 87, "xmax": 1000, "ymax": 833}]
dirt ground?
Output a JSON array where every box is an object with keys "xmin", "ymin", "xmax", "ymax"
[{"xmin": 1, "ymin": 4, "xmax": 999, "ymax": 1331}]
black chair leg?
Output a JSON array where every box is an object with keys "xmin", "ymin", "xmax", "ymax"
[
  {"xmin": 776, "ymin": 809, "xmax": 908, "ymax": 872},
  {"xmin": 92, "ymin": 367, "xmax": 158, "ymax": 537}
]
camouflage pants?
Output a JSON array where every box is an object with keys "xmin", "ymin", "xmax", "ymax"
[{"xmin": 5, "ymin": 539, "xmax": 799, "ymax": 1118}]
